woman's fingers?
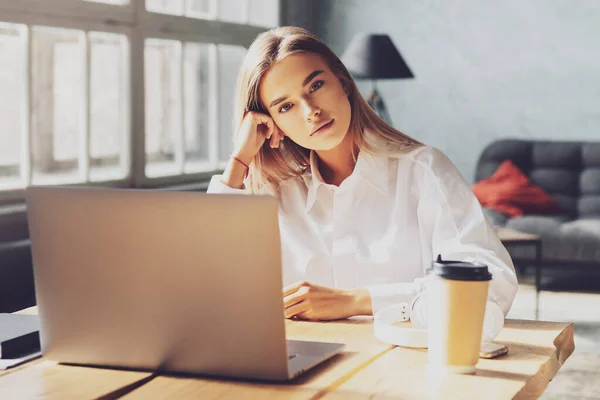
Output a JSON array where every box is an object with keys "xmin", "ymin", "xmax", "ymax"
[
  {"xmin": 283, "ymin": 286, "xmax": 309, "ymax": 309},
  {"xmin": 284, "ymin": 300, "xmax": 311, "ymax": 319},
  {"xmin": 283, "ymin": 281, "xmax": 309, "ymax": 297},
  {"xmin": 252, "ymin": 112, "xmax": 274, "ymax": 139},
  {"xmin": 275, "ymin": 128, "xmax": 282, "ymax": 148},
  {"xmin": 270, "ymin": 126, "xmax": 282, "ymax": 148},
  {"xmin": 248, "ymin": 111, "xmax": 284, "ymax": 148}
]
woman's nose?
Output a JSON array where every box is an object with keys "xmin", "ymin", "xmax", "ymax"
[{"xmin": 303, "ymin": 99, "xmax": 321, "ymax": 121}]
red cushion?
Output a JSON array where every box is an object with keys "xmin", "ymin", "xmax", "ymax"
[{"xmin": 472, "ymin": 160, "xmax": 563, "ymax": 217}]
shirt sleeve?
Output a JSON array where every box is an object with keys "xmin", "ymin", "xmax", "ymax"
[
  {"xmin": 206, "ymin": 175, "xmax": 248, "ymax": 195},
  {"xmin": 369, "ymin": 147, "xmax": 518, "ymax": 340}
]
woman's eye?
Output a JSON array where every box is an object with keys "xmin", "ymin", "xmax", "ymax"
[
  {"xmin": 279, "ymin": 103, "xmax": 293, "ymax": 113},
  {"xmin": 310, "ymin": 80, "xmax": 324, "ymax": 92}
]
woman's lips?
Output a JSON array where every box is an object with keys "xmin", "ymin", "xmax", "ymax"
[{"xmin": 310, "ymin": 119, "xmax": 335, "ymax": 137}]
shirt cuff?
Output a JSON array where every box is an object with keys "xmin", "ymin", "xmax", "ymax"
[{"xmin": 207, "ymin": 175, "xmax": 247, "ymax": 195}]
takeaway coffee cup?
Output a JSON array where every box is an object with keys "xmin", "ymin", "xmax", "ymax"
[{"xmin": 426, "ymin": 255, "xmax": 492, "ymax": 375}]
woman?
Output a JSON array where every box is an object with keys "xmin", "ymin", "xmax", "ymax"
[{"xmin": 208, "ymin": 26, "xmax": 518, "ymax": 337}]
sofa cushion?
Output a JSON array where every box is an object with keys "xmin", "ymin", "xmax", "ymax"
[
  {"xmin": 580, "ymin": 167, "xmax": 600, "ymax": 217},
  {"xmin": 476, "ymin": 141, "xmax": 533, "ymax": 183},
  {"xmin": 579, "ymin": 196, "xmax": 600, "ymax": 218},
  {"xmin": 582, "ymin": 143, "xmax": 600, "ymax": 167},
  {"xmin": 579, "ymin": 143, "xmax": 600, "ymax": 218},
  {"xmin": 530, "ymin": 169, "xmax": 578, "ymax": 198},
  {"xmin": 503, "ymin": 216, "xmax": 600, "ymax": 263},
  {"xmin": 532, "ymin": 142, "xmax": 581, "ymax": 169},
  {"xmin": 472, "ymin": 160, "xmax": 564, "ymax": 217},
  {"xmin": 504, "ymin": 215, "xmax": 568, "ymax": 261},
  {"xmin": 476, "ymin": 140, "xmax": 600, "ymax": 219},
  {"xmin": 505, "ymin": 214, "xmax": 571, "ymax": 235},
  {"xmin": 558, "ymin": 219, "xmax": 600, "ymax": 262}
]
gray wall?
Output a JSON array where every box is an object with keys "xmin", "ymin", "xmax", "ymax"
[
  {"xmin": 280, "ymin": 0, "xmax": 318, "ymax": 34},
  {"xmin": 283, "ymin": 0, "xmax": 600, "ymax": 183}
]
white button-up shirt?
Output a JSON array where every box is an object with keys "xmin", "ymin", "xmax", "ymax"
[{"xmin": 208, "ymin": 138, "xmax": 518, "ymax": 333}]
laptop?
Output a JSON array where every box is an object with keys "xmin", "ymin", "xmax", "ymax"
[{"xmin": 25, "ymin": 186, "xmax": 344, "ymax": 381}]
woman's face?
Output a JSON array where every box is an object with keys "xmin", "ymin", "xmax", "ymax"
[{"xmin": 259, "ymin": 53, "xmax": 352, "ymax": 151}]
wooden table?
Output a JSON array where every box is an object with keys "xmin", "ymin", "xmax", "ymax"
[
  {"xmin": 496, "ymin": 227, "xmax": 543, "ymax": 319},
  {"xmin": 1, "ymin": 308, "xmax": 574, "ymax": 399}
]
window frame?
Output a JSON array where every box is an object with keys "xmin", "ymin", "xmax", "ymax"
[{"xmin": 0, "ymin": 0, "xmax": 271, "ymax": 205}]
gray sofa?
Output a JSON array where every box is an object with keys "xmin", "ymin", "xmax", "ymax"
[{"xmin": 476, "ymin": 139, "xmax": 600, "ymax": 266}]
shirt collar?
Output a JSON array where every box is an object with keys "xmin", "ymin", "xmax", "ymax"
[
  {"xmin": 304, "ymin": 132, "xmax": 390, "ymax": 213},
  {"xmin": 303, "ymin": 151, "xmax": 326, "ymax": 213}
]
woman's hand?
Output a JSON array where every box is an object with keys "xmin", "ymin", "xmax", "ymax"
[
  {"xmin": 283, "ymin": 281, "xmax": 372, "ymax": 321},
  {"xmin": 232, "ymin": 111, "xmax": 285, "ymax": 165},
  {"xmin": 221, "ymin": 111, "xmax": 284, "ymax": 189}
]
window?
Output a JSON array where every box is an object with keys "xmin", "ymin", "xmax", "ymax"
[
  {"xmin": 0, "ymin": 23, "xmax": 24, "ymax": 189},
  {"xmin": 0, "ymin": 0, "xmax": 277, "ymax": 203}
]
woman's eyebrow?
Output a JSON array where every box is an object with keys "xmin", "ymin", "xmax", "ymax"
[
  {"xmin": 302, "ymin": 70, "xmax": 324, "ymax": 87},
  {"xmin": 268, "ymin": 70, "xmax": 325, "ymax": 109}
]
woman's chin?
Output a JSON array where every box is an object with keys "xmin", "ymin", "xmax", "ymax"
[{"xmin": 310, "ymin": 129, "xmax": 349, "ymax": 151}]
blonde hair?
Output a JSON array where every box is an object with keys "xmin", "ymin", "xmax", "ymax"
[{"xmin": 233, "ymin": 26, "xmax": 422, "ymax": 193}]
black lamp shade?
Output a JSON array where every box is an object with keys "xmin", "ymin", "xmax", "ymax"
[{"xmin": 341, "ymin": 34, "xmax": 414, "ymax": 80}]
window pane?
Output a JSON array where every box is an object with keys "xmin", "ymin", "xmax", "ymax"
[
  {"xmin": 145, "ymin": 39, "xmax": 182, "ymax": 177},
  {"xmin": 186, "ymin": 0, "xmax": 212, "ymax": 17},
  {"xmin": 89, "ymin": 32, "xmax": 129, "ymax": 182},
  {"xmin": 218, "ymin": 44, "xmax": 246, "ymax": 163},
  {"xmin": 183, "ymin": 42, "xmax": 211, "ymax": 172},
  {"xmin": 146, "ymin": 0, "xmax": 184, "ymax": 15},
  {"xmin": 248, "ymin": 0, "xmax": 279, "ymax": 27},
  {"xmin": 31, "ymin": 26, "xmax": 84, "ymax": 185},
  {"xmin": 146, "ymin": 0, "xmax": 277, "ymax": 25},
  {"xmin": 0, "ymin": 23, "xmax": 25, "ymax": 188},
  {"xmin": 217, "ymin": 0, "xmax": 246, "ymax": 24},
  {"xmin": 218, "ymin": 0, "xmax": 278, "ymax": 27},
  {"xmin": 149, "ymin": 0, "xmax": 214, "ymax": 18}
]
